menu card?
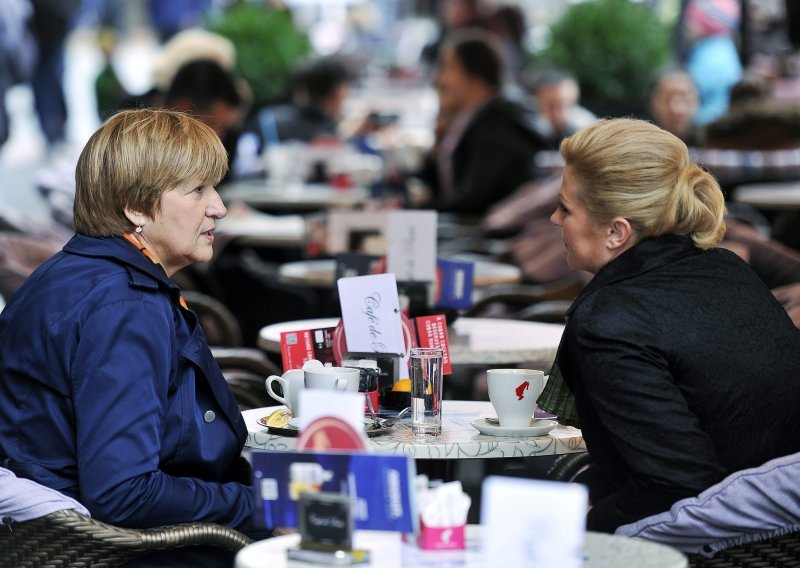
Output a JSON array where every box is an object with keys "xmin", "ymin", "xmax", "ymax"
[
  {"xmin": 481, "ymin": 476, "xmax": 587, "ymax": 568},
  {"xmin": 386, "ymin": 211, "xmax": 437, "ymax": 282},
  {"xmin": 338, "ymin": 273, "xmax": 408, "ymax": 374}
]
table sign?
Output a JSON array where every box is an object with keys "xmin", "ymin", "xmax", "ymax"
[
  {"xmin": 338, "ymin": 273, "xmax": 408, "ymax": 375},
  {"xmin": 386, "ymin": 211, "xmax": 437, "ymax": 282},
  {"xmin": 250, "ymin": 450, "xmax": 417, "ymax": 533},
  {"xmin": 481, "ymin": 476, "xmax": 588, "ymax": 568},
  {"xmin": 327, "ymin": 211, "xmax": 387, "ymax": 254},
  {"xmin": 297, "ymin": 390, "xmax": 365, "ymax": 434},
  {"xmin": 288, "ymin": 491, "xmax": 371, "ymax": 565},
  {"xmin": 435, "ymin": 259, "xmax": 475, "ymax": 310},
  {"xmin": 414, "ymin": 314, "xmax": 452, "ymax": 375},
  {"xmin": 280, "ymin": 327, "xmax": 337, "ymax": 371}
]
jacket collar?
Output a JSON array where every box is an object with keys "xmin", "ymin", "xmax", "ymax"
[
  {"xmin": 567, "ymin": 234, "xmax": 701, "ymax": 316},
  {"xmin": 62, "ymin": 234, "xmax": 182, "ymax": 299}
]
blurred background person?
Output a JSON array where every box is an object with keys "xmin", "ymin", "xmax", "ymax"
[
  {"xmin": 29, "ymin": 0, "xmax": 81, "ymax": 151},
  {"xmin": 0, "ymin": 0, "xmax": 37, "ymax": 148},
  {"xmin": 421, "ymin": 0, "xmax": 487, "ymax": 71},
  {"xmin": 647, "ymin": 68, "xmax": 701, "ymax": 146},
  {"xmin": 683, "ymin": 0, "xmax": 743, "ymax": 125},
  {"xmin": 163, "ymin": 59, "xmax": 249, "ymax": 179},
  {"xmin": 261, "ymin": 56, "xmax": 354, "ymax": 146},
  {"xmin": 415, "ymin": 29, "xmax": 546, "ymax": 216},
  {"xmin": 525, "ymin": 67, "xmax": 597, "ymax": 149}
]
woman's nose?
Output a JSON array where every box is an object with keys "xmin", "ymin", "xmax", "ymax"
[{"xmin": 208, "ymin": 189, "xmax": 227, "ymax": 218}]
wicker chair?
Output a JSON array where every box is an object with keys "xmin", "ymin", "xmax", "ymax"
[
  {"xmin": 687, "ymin": 532, "xmax": 800, "ymax": 567},
  {"xmin": 0, "ymin": 508, "xmax": 251, "ymax": 568}
]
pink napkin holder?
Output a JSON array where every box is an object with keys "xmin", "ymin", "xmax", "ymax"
[{"xmin": 417, "ymin": 519, "xmax": 466, "ymax": 550}]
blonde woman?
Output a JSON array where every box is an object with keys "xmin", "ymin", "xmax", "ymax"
[{"xmin": 540, "ymin": 118, "xmax": 800, "ymax": 532}]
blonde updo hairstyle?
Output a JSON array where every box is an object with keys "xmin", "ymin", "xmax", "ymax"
[
  {"xmin": 74, "ymin": 108, "xmax": 228, "ymax": 237},
  {"xmin": 560, "ymin": 118, "xmax": 726, "ymax": 250}
]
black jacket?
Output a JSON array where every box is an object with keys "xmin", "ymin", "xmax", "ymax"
[{"xmin": 558, "ymin": 234, "xmax": 800, "ymax": 533}]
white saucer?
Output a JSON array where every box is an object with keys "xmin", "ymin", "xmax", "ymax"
[{"xmin": 471, "ymin": 418, "xmax": 558, "ymax": 437}]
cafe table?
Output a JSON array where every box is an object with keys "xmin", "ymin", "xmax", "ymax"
[
  {"xmin": 220, "ymin": 179, "xmax": 371, "ymax": 213},
  {"xmin": 215, "ymin": 201, "xmax": 307, "ymax": 249},
  {"xmin": 731, "ymin": 181, "xmax": 800, "ymax": 210},
  {"xmin": 277, "ymin": 258, "xmax": 522, "ymax": 289},
  {"xmin": 235, "ymin": 526, "xmax": 688, "ymax": 568},
  {"xmin": 257, "ymin": 317, "xmax": 564, "ymax": 367},
  {"xmin": 243, "ymin": 400, "xmax": 584, "ymax": 459}
]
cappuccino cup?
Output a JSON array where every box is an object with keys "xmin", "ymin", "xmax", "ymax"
[{"xmin": 265, "ymin": 359, "xmax": 324, "ymax": 417}]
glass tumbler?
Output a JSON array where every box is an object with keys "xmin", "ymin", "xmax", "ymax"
[{"xmin": 410, "ymin": 347, "xmax": 444, "ymax": 436}]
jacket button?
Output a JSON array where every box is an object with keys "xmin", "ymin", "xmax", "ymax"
[{"xmin": 204, "ymin": 410, "xmax": 216, "ymax": 423}]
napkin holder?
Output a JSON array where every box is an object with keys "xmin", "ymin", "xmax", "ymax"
[{"xmin": 417, "ymin": 519, "xmax": 466, "ymax": 551}]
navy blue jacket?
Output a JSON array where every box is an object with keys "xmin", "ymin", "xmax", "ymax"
[
  {"xmin": 0, "ymin": 234, "xmax": 254, "ymax": 530},
  {"xmin": 558, "ymin": 235, "xmax": 800, "ymax": 533}
]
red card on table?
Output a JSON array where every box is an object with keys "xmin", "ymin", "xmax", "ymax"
[
  {"xmin": 280, "ymin": 327, "xmax": 337, "ymax": 372},
  {"xmin": 414, "ymin": 314, "xmax": 452, "ymax": 375}
]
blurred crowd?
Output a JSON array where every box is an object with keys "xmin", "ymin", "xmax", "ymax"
[{"xmin": 2, "ymin": 0, "xmax": 800, "ymax": 329}]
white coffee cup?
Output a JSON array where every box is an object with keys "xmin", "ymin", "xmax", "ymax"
[
  {"xmin": 304, "ymin": 366, "xmax": 360, "ymax": 392},
  {"xmin": 486, "ymin": 369, "xmax": 545, "ymax": 428},
  {"xmin": 265, "ymin": 359, "xmax": 324, "ymax": 417}
]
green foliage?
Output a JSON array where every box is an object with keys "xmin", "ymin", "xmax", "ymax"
[
  {"xmin": 540, "ymin": 0, "xmax": 670, "ymax": 110},
  {"xmin": 208, "ymin": 3, "xmax": 312, "ymax": 108}
]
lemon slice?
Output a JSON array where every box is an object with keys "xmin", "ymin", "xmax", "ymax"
[
  {"xmin": 392, "ymin": 378, "xmax": 411, "ymax": 392},
  {"xmin": 265, "ymin": 408, "xmax": 291, "ymax": 428}
]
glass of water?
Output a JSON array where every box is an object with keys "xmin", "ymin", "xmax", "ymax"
[{"xmin": 410, "ymin": 347, "xmax": 444, "ymax": 436}]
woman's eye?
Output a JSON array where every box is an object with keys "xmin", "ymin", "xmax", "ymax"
[{"xmin": 557, "ymin": 202, "xmax": 568, "ymax": 213}]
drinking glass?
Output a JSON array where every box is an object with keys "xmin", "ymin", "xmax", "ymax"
[{"xmin": 410, "ymin": 347, "xmax": 443, "ymax": 436}]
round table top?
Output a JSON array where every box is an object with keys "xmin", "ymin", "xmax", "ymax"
[
  {"xmin": 277, "ymin": 258, "xmax": 522, "ymax": 288},
  {"xmin": 732, "ymin": 181, "xmax": 800, "ymax": 210},
  {"xmin": 235, "ymin": 527, "xmax": 688, "ymax": 568},
  {"xmin": 257, "ymin": 317, "xmax": 564, "ymax": 367},
  {"xmin": 220, "ymin": 180, "xmax": 370, "ymax": 211},
  {"xmin": 243, "ymin": 400, "xmax": 584, "ymax": 460}
]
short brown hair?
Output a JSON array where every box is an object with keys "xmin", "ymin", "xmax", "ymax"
[
  {"xmin": 561, "ymin": 118, "xmax": 726, "ymax": 250},
  {"xmin": 74, "ymin": 109, "xmax": 228, "ymax": 236}
]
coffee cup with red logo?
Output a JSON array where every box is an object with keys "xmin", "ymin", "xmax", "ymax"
[{"xmin": 486, "ymin": 369, "xmax": 545, "ymax": 428}]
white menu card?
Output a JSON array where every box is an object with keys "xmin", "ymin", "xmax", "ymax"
[
  {"xmin": 481, "ymin": 476, "xmax": 587, "ymax": 568},
  {"xmin": 386, "ymin": 210, "xmax": 437, "ymax": 282},
  {"xmin": 337, "ymin": 273, "xmax": 408, "ymax": 375}
]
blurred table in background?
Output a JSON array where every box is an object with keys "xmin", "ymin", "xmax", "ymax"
[
  {"xmin": 276, "ymin": 258, "xmax": 522, "ymax": 289},
  {"xmin": 215, "ymin": 202, "xmax": 307, "ymax": 249},
  {"xmin": 220, "ymin": 179, "xmax": 371, "ymax": 213},
  {"xmin": 732, "ymin": 181, "xmax": 800, "ymax": 210}
]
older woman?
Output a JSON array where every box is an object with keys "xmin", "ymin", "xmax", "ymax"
[
  {"xmin": 539, "ymin": 118, "xmax": 800, "ymax": 533},
  {"xmin": 0, "ymin": 110, "xmax": 253, "ymax": 537}
]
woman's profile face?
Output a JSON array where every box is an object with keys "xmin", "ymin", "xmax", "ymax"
[
  {"xmin": 550, "ymin": 167, "xmax": 611, "ymax": 274},
  {"xmin": 138, "ymin": 179, "xmax": 227, "ymax": 276}
]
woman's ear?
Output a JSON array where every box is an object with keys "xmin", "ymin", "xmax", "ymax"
[
  {"xmin": 607, "ymin": 217, "xmax": 634, "ymax": 251},
  {"xmin": 123, "ymin": 207, "xmax": 142, "ymax": 227}
]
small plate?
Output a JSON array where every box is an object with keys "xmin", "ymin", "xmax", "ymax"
[
  {"xmin": 258, "ymin": 415, "xmax": 392, "ymax": 438},
  {"xmin": 485, "ymin": 407, "xmax": 557, "ymax": 426},
  {"xmin": 471, "ymin": 418, "xmax": 558, "ymax": 437}
]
